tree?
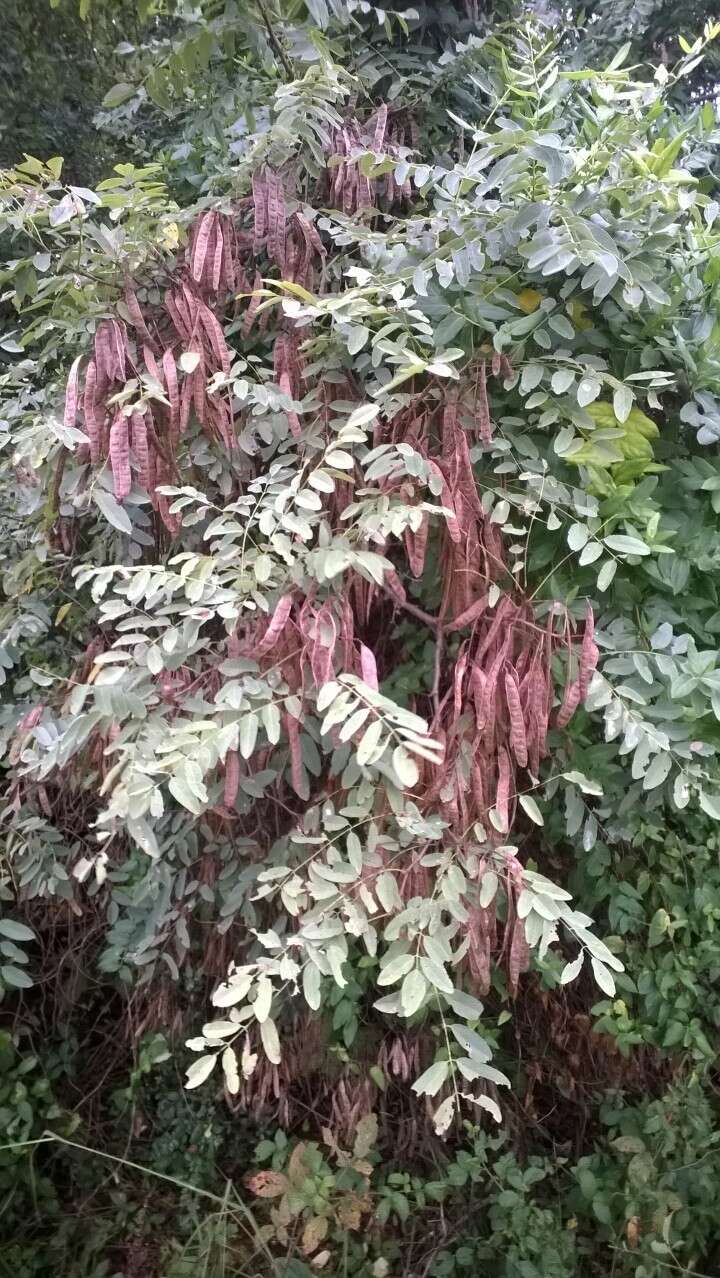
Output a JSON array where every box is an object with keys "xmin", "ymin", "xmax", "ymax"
[{"xmin": 4, "ymin": 3, "xmax": 720, "ymax": 1271}]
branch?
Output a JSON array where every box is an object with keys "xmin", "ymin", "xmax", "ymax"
[{"xmin": 255, "ymin": 0, "xmax": 293, "ymax": 78}]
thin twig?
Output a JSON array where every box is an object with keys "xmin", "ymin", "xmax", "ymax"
[{"xmin": 255, "ymin": 0, "xmax": 293, "ymax": 78}]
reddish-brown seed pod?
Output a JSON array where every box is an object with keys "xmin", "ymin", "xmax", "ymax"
[
  {"xmin": 477, "ymin": 359, "xmax": 492, "ymax": 445},
  {"xmin": 94, "ymin": 319, "xmax": 120, "ymax": 391},
  {"xmin": 109, "ymin": 413, "xmax": 131, "ymax": 502},
  {"xmin": 192, "ymin": 364, "xmax": 206, "ymax": 424},
  {"xmin": 256, "ymin": 596, "xmax": 293, "ymax": 656},
  {"xmin": 453, "ymin": 648, "xmax": 469, "ymax": 721},
  {"xmin": 143, "ymin": 344, "xmax": 162, "ymax": 384},
  {"xmin": 557, "ymin": 678, "xmax": 581, "ymax": 729},
  {"xmin": 372, "ymin": 102, "xmax": 388, "ymax": 151},
  {"xmin": 109, "ymin": 320, "xmax": 128, "ymax": 381},
  {"xmin": 224, "ymin": 749, "xmax": 240, "ymax": 809},
  {"xmin": 83, "ymin": 359, "xmax": 102, "ymax": 462},
  {"xmin": 428, "ymin": 461, "xmax": 461, "ymax": 543},
  {"xmin": 124, "ymin": 285, "xmax": 153, "ymax": 344},
  {"xmin": 198, "ymin": 302, "xmax": 231, "ymax": 376},
  {"xmin": 162, "ymin": 348, "xmax": 180, "ymax": 442},
  {"xmin": 295, "ymin": 211, "xmax": 326, "ymax": 259},
  {"xmin": 578, "ymin": 603, "xmax": 599, "ymax": 702},
  {"xmin": 360, "ymin": 643, "xmax": 378, "ymax": 691},
  {"xmin": 404, "ymin": 514, "xmax": 428, "ymax": 578},
  {"xmin": 221, "ymin": 216, "xmax": 236, "ymax": 292},
  {"xmin": 64, "ymin": 356, "xmax": 81, "ymax": 430},
  {"xmin": 165, "ymin": 290, "xmax": 189, "ymax": 341},
  {"xmin": 252, "ymin": 170, "xmax": 268, "ymax": 252},
  {"xmin": 448, "ymin": 595, "xmax": 488, "ymax": 631},
  {"xmin": 495, "ymin": 746, "xmax": 512, "ymax": 831},
  {"xmin": 266, "ymin": 171, "xmax": 286, "ymax": 272},
  {"xmin": 191, "ymin": 211, "xmax": 215, "ymax": 284},
  {"xmin": 279, "ymin": 369, "xmax": 302, "ymax": 438},
  {"xmin": 504, "ymin": 667, "xmax": 528, "ymax": 768},
  {"xmin": 212, "ymin": 222, "xmax": 224, "ymax": 293},
  {"xmin": 286, "ymin": 711, "xmax": 303, "ymax": 796},
  {"xmin": 179, "ymin": 375, "xmax": 193, "ymax": 437},
  {"xmin": 242, "ymin": 272, "xmax": 264, "ymax": 339},
  {"xmin": 508, "ymin": 912, "xmax": 530, "ymax": 997},
  {"xmin": 130, "ymin": 411, "xmax": 151, "ymax": 493}
]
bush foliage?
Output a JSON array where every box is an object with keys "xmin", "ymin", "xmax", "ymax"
[{"xmin": 3, "ymin": 1, "xmax": 720, "ymax": 1274}]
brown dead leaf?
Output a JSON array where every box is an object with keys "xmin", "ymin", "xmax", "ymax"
[
  {"xmin": 302, "ymin": 1214, "xmax": 328, "ymax": 1255},
  {"xmin": 244, "ymin": 1170, "xmax": 288, "ymax": 1198},
  {"xmin": 288, "ymin": 1141, "xmax": 310, "ymax": 1185}
]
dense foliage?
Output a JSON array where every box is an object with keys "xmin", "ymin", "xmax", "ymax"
[{"xmin": 4, "ymin": 1, "xmax": 720, "ymax": 1274}]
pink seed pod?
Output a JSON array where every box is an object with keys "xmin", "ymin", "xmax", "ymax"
[
  {"xmin": 477, "ymin": 359, "xmax": 493, "ymax": 445},
  {"xmin": 191, "ymin": 211, "xmax": 215, "ymax": 284},
  {"xmin": 286, "ymin": 711, "xmax": 303, "ymax": 796},
  {"xmin": 266, "ymin": 171, "xmax": 286, "ymax": 272},
  {"xmin": 252, "ymin": 170, "xmax": 268, "ymax": 252},
  {"xmin": 124, "ymin": 285, "xmax": 153, "ymax": 344},
  {"xmin": 109, "ymin": 413, "xmax": 131, "ymax": 502},
  {"xmin": 211, "ymin": 222, "xmax": 224, "ymax": 292},
  {"xmin": 256, "ymin": 596, "xmax": 293, "ymax": 656},
  {"xmin": 224, "ymin": 749, "xmax": 240, "ymax": 809},
  {"xmin": 83, "ymin": 360, "xmax": 102, "ymax": 462},
  {"xmin": 64, "ymin": 356, "xmax": 81, "ymax": 430},
  {"xmin": 372, "ymin": 102, "xmax": 388, "ymax": 151},
  {"xmin": 360, "ymin": 643, "xmax": 378, "ymax": 691},
  {"xmin": 557, "ymin": 678, "xmax": 582, "ymax": 729},
  {"xmin": 504, "ymin": 667, "xmax": 528, "ymax": 768},
  {"xmin": 508, "ymin": 912, "xmax": 530, "ymax": 997},
  {"xmin": 578, "ymin": 603, "xmax": 599, "ymax": 702},
  {"xmin": 495, "ymin": 746, "xmax": 512, "ymax": 831},
  {"xmin": 130, "ymin": 411, "xmax": 151, "ymax": 493},
  {"xmin": 162, "ymin": 347, "xmax": 180, "ymax": 443}
]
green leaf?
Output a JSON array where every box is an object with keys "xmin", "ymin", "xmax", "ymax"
[
  {"xmin": 346, "ymin": 403, "xmax": 380, "ymax": 430},
  {"xmin": 356, "ymin": 718, "xmax": 384, "ymax": 766},
  {"xmin": 590, "ymin": 957, "xmax": 616, "ymax": 997},
  {"xmin": 613, "ymin": 384, "xmax": 634, "ymax": 423},
  {"xmin": 568, "ymin": 522, "xmax": 589, "ymax": 551},
  {"xmin": 378, "ymin": 952, "xmax": 414, "ymax": 986},
  {"xmin": 239, "ymin": 713, "xmax": 259, "ymax": 759},
  {"xmin": 302, "ymin": 962, "xmax": 322, "ymax": 1010},
  {"xmin": 260, "ymin": 1017, "xmax": 281, "ymax": 1064},
  {"xmin": 519, "ymin": 794, "xmax": 544, "ymax": 825},
  {"xmin": 93, "ymin": 489, "xmax": 132, "ymax": 534},
  {"xmin": 419, "ymin": 956, "xmax": 454, "ymax": 994},
  {"xmin": 596, "ymin": 558, "xmax": 617, "ymax": 591},
  {"xmin": 392, "ymin": 745, "xmax": 419, "ymax": 788},
  {"xmin": 400, "ymin": 968, "xmax": 427, "ymax": 1016},
  {"xmin": 643, "ymin": 752, "xmax": 672, "ymax": 791},
  {"xmin": 412, "ymin": 1060, "xmax": 449, "ymax": 1096},
  {"xmin": 699, "ymin": 790, "xmax": 720, "ymax": 820},
  {"xmin": 604, "ymin": 534, "xmax": 650, "ymax": 556},
  {"xmin": 0, "ymin": 965, "xmax": 33, "ymax": 989},
  {"xmin": 169, "ymin": 775, "xmax": 204, "ymax": 815},
  {"xmin": 577, "ymin": 376, "xmax": 602, "ymax": 407},
  {"xmin": 559, "ymin": 953, "xmax": 584, "ymax": 984},
  {"xmin": 450, "ymin": 1023, "xmax": 492, "ymax": 1062},
  {"xmin": 0, "ymin": 919, "xmax": 35, "ymax": 943},
  {"xmin": 102, "ymin": 82, "xmax": 136, "ymax": 109}
]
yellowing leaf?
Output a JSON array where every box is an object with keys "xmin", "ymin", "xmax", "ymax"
[{"xmin": 516, "ymin": 288, "xmax": 543, "ymax": 314}]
